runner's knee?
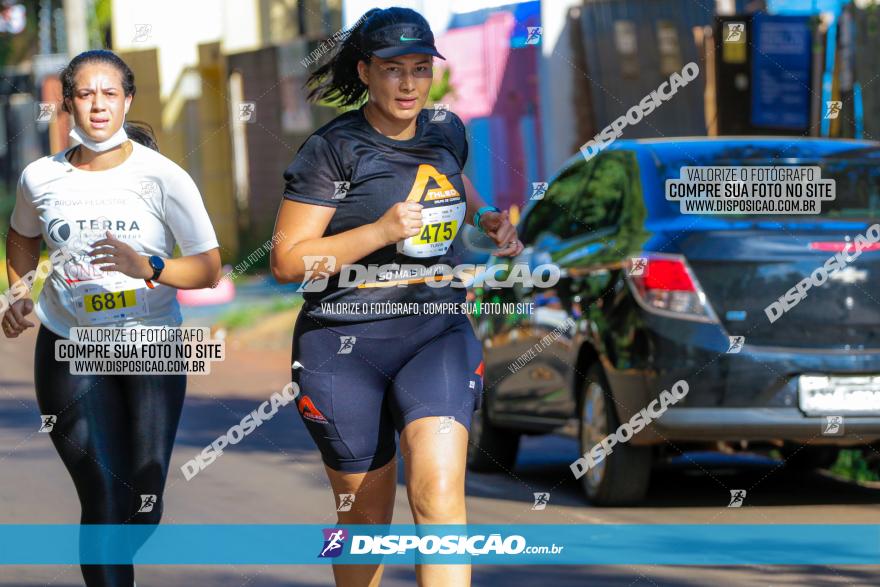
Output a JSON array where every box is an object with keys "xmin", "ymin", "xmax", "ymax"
[{"xmin": 407, "ymin": 474, "xmax": 464, "ymax": 522}]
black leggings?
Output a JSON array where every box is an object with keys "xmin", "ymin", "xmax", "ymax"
[{"xmin": 34, "ymin": 325, "xmax": 187, "ymax": 587}]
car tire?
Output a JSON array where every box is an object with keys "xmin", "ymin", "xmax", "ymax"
[
  {"xmin": 467, "ymin": 405, "xmax": 521, "ymax": 473},
  {"xmin": 578, "ymin": 364, "xmax": 652, "ymax": 506},
  {"xmin": 781, "ymin": 445, "xmax": 840, "ymax": 472}
]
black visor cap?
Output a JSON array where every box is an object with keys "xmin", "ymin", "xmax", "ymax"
[{"xmin": 364, "ymin": 22, "xmax": 446, "ymax": 60}]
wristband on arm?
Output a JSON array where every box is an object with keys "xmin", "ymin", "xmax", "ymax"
[{"xmin": 473, "ymin": 205, "xmax": 500, "ymax": 234}]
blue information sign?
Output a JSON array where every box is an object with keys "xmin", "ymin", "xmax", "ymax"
[{"xmin": 750, "ymin": 14, "xmax": 813, "ymax": 130}]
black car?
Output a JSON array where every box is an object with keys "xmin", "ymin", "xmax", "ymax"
[{"xmin": 467, "ymin": 137, "xmax": 880, "ymax": 505}]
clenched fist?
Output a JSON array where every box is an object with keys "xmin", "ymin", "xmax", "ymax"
[{"xmin": 374, "ymin": 202, "xmax": 424, "ymax": 245}]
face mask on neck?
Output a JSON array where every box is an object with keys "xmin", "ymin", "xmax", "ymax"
[{"xmin": 69, "ymin": 124, "xmax": 129, "ymax": 153}]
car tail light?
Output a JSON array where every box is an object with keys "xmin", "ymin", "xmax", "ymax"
[
  {"xmin": 626, "ymin": 254, "xmax": 716, "ymax": 321},
  {"xmin": 809, "ymin": 241, "xmax": 880, "ymax": 252}
]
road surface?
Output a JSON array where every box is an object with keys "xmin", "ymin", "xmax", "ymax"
[{"xmin": 2, "ymin": 318, "xmax": 879, "ymax": 586}]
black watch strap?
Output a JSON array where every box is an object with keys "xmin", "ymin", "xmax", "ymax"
[{"xmin": 148, "ymin": 256, "xmax": 164, "ymax": 282}]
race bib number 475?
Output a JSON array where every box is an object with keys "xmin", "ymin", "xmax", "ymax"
[
  {"xmin": 397, "ymin": 203, "xmax": 465, "ymax": 258},
  {"xmin": 397, "ymin": 164, "xmax": 466, "ymax": 258}
]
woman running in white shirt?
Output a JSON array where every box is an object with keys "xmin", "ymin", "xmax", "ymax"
[{"xmin": 3, "ymin": 49, "xmax": 221, "ymax": 587}]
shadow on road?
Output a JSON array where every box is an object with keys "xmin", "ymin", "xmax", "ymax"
[
  {"xmin": 387, "ymin": 563, "xmax": 880, "ymax": 587},
  {"xmin": 8, "ymin": 562, "xmax": 880, "ymax": 587},
  {"xmin": 463, "ymin": 433, "xmax": 880, "ymax": 508},
  {"xmin": 4, "ymin": 395, "xmax": 879, "ymax": 510}
]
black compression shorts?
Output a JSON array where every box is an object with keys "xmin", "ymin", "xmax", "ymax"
[{"xmin": 290, "ymin": 311, "xmax": 485, "ymax": 472}]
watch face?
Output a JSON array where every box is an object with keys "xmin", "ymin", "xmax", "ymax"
[{"xmin": 150, "ymin": 256, "xmax": 165, "ymax": 270}]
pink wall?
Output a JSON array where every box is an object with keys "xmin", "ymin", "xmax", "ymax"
[
  {"xmin": 434, "ymin": 11, "xmax": 543, "ymax": 211},
  {"xmin": 435, "ymin": 12, "xmax": 516, "ymax": 123}
]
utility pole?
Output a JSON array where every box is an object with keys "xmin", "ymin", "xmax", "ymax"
[
  {"xmin": 63, "ymin": 0, "xmax": 88, "ymax": 56},
  {"xmin": 38, "ymin": 0, "xmax": 51, "ymax": 54}
]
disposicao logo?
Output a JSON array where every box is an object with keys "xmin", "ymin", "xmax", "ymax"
[{"xmin": 319, "ymin": 528, "xmax": 348, "ymax": 558}]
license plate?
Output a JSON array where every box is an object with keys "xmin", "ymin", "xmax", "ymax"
[
  {"xmin": 798, "ymin": 374, "xmax": 880, "ymax": 415},
  {"xmin": 84, "ymin": 289, "xmax": 138, "ymax": 313}
]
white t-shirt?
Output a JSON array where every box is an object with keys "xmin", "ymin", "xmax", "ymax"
[{"xmin": 10, "ymin": 140, "xmax": 219, "ymax": 338}]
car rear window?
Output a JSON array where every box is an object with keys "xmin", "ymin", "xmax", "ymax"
[{"xmin": 653, "ymin": 146, "xmax": 880, "ymax": 219}]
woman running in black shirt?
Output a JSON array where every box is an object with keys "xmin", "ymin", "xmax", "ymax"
[{"xmin": 271, "ymin": 7, "xmax": 522, "ymax": 587}]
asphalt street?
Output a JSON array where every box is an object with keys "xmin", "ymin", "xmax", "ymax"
[{"xmin": 2, "ymin": 323, "xmax": 879, "ymax": 586}]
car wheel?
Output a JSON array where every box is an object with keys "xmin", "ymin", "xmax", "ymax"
[
  {"xmin": 467, "ymin": 405, "xmax": 521, "ymax": 473},
  {"xmin": 781, "ymin": 445, "xmax": 840, "ymax": 472},
  {"xmin": 578, "ymin": 364, "xmax": 652, "ymax": 506}
]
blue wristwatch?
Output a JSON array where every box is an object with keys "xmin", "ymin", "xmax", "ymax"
[
  {"xmin": 147, "ymin": 255, "xmax": 165, "ymax": 284},
  {"xmin": 473, "ymin": 205, "xmax": 500, "ymax": 234}
]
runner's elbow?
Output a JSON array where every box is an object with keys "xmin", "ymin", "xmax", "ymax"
[
  {"xmin": 271, "ymin": 263, "xmax": 302, "ymax": 284},
  {"xmin": 200, "ymin": 250, "xmax": 222, "ymax": 288},
  {"xmin": 270, "ymin": 245, "xmax": 305, "ymax": 283}
]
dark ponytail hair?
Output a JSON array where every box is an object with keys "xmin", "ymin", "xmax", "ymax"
[
  {"xmin": 124, "ymin": 121, "xmax": 159, "ymax": 151},
  {"xmin": 306, "ymin": 7, "xmax": 432, "ymax": 107},
  {"xmin": 60, "ymin": 49, "xmax": 159, "ymax": 151}
]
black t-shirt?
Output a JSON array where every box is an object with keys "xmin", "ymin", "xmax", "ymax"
[{"xmin": 282, "ymin": 105, "xmax": 470, "ymax": 323}]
